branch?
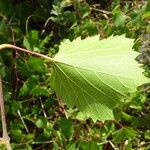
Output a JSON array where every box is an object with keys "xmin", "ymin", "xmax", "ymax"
[
  {"xmin": 0, "ymin": 44, "xmax": 54, "ymax": 62},
  {"xmin": 0, "ymin": 43, "xmax": 55, "ymax": 150},
  {"xmin": 0, "ymin": 76, "xmax": 12, "ymax": 150},
  {"xmin": 90, "ymin": 7, "xmax": 112, "ymax": 15}
]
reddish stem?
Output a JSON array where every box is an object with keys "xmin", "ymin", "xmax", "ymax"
[{"xmin": 0, "ymin": 44, "xmax": 54, "ymax": 62}]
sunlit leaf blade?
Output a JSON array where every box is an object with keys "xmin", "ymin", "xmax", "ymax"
[{"xmin": 51, "ymin": 35, "xmax": 149, "ymax": 121}]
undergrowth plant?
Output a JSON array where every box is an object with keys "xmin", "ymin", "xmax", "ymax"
[{"xmin": 0, "ymin": 0, "xmax": 150, "ymax": 150}]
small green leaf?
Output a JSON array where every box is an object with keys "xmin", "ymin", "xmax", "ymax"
[
  {"xmin": 36, "ymin": 117, "xmax": 48, "ymax": 128},
  {"xmin": 27, "ymin": 57, "xmax": 45, "ymax": 73},
  {"xmin": 23, "ymin": 37, "xmax": 31, "ymax": 50},
  {"xmin": 59, "ymin": 117, "xmax": 74, "ymax": 139},
  {"xmin": 112, "ymin": 127, "xmax": 137, "ymax": 142},
  {"xmin": 31, "ymin": 86, "xmax": 49, "ymax": 96},
  {"xmin": 113, "ymin": 11, "xmax": 127, "ymax": 28},
  {"xmin": 82, "ymin": 20, "xmax": 98, "ymax": 35},
  {"xmin": 43, "ymin": 122, "xmax": 53, "ymax": 138},
  {"xmin": 23, "ymin": 30, "xmax": 39, "ymax": 50},
  {"xmin": 144, "ymin": 130, "xmax": 150, "ymax": 140},
  {"xmin": 79, "ymin": 141, "xmax": 101, "ymax": 150},
  {"xmin": 19, "ymin": 76, "xmax": 38, "ymax": 96},
  {"xmin": 19, "ymin": 82, "xmax": 28, "ymax": 96},
  {"xmin": 11, "ymin": 129, "xmax": 23, "ymax": 142},
  {"xmin": 146, "ymin": 24, "xmax": 150, "ymax": 33}
]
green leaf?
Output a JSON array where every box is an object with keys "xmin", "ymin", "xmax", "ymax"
[
  {"xmin": 112, "ymin": 127, "xmax": 138, "ymax": 142},
  {"xmin": 23, "ymin": 37, "xmax": 31, "ymax": 50},
  {"xmin": 59, "ymin": 117, "xmax": 74, "ymax": 139},
  {"xmin": 19, "ymin": 76, "xmax": 38, "ymax": 96},
  {"xmin": 43, "ymin": 122, "xmax": 53, "ymax": 138},
  {"xmin": 36, "ymin": 117, "xmax": 48, "ymax": 128},
  {"xmin": 23, "ymin": 30, "xmax": 39, "ymax": 51},
  {"xmin": 144, "ymin": 130, "xmax": 150, "ymax": 140},
  {"xmin": 51, "ymin": 35, "xmax": 149, "ymax": 121},
  {"xmin": 31, "ymin": 86, "xmax": 49, "ymax": 96},
  {"xmin": 11, "ymin": 129, "xmax": 23, "ymax": 142},
  {"xmin": 79, "ymin": 141, "xmax": 101, "ymax": 150},
  {"xmin": 113, "ymin": 7, "xmax": 127, "ymax": 28},
  {"xmin": 27, "ymin": 57, "xmax": 45, "ymax": 73},
  {"xmin": 82, "ymin": 19, "xmax": 98, "ymax": 36}
]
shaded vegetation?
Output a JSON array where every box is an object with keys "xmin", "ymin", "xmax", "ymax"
[{"xmin": 0, "ymin": 0, "xmax": 150, "ymax": 149}]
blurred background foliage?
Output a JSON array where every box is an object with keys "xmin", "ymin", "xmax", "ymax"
[{"xmin": 0, "ymin": 0, "xmax": 150, "ymax": 149}]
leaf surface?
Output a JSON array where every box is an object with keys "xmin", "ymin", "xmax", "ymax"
[
  {"xmin": 51, "ymin": 35, "xmax": 149, "ymax": 121},
  {"xmin": 112, "ymin": 127, "xmax": 137, "ymax": 142}
]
